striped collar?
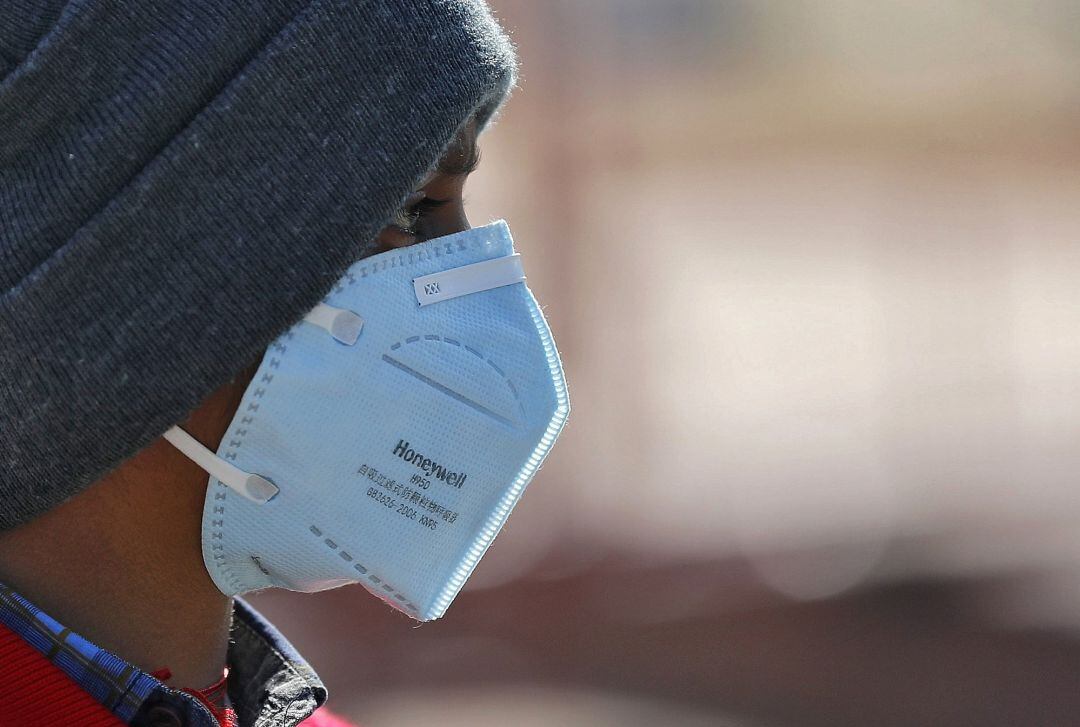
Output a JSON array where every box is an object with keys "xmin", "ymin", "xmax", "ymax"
[{"xmin": 0, "ymin": 582, "xmax": 325, "ymax": 725}]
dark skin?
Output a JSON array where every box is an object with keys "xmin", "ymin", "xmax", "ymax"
[{"xmin": 0, "ymin": 119, "xmax": 481, "ymax": 691}]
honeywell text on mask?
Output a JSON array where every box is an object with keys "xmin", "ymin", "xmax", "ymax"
[{"xmin": 392, "ymin": 440, "xmax": 468, "ymax": 489}]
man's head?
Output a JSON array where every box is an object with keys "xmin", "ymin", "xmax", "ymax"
[
  {"xmin": 0, "ymin": 0, "xmax": 516, "ymax": 535},
  {"xmin": 0, "ymin": 107, "xmax": 487, "ymax": 539},
  {"xmin": 0, "ymin": 0, "xmax": 514, "ymax": 684},
  {"xmin": 185, "ymin": 117, "xmax": 487, "ymax": 463}
]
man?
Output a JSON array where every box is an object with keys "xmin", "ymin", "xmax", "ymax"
[{"xmin": 0, "ymin": 1, "xmax": 542, "ymax": 725}]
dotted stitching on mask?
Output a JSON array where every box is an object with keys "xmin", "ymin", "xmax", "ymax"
[
  {"xmin": 333, "ymin": 271, "xmax": 357, "ymax": 294},
  {"xmin": 340, "ymin": 232, "xmax": 497, "ymax": 287},
  {"xmin": 219, "ymin": 235, "xmax": 513, "ymax": 604},
  {"xmin": 211, "ymin": 332, "xmax": 295, "ymax": 595},
  {"xmin": 308, "ymin": 525, "xmax": 420, "ymax": 615},
  {"xmin": 214, "ymin": 324, "xmax": 423, "ymax": 616},
  {"xmin": 387, "ymin": 335, "xmax": 525, "ymax": 419}
]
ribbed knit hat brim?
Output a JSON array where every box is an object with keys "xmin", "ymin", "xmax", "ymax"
[{"xmin": 0, "ymin": 0, "xmax": 517, "ymax": 530}]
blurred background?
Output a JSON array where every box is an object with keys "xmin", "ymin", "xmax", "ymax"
[{"xmin": 250, "ymin": 2, "xmax": 1080, "ymax": 725}]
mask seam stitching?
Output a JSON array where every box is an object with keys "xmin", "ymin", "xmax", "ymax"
[
  {"xmin": 305, "ymin": 523, "xmax": 420, "ymax": 616},
  {"xmin": 210, "ymin": 329, "xmax": 295, "ymax": 594},
  {"xmin": 428, "ymin": 290, "xmax": 570, "ymax": 617},
  {"xmin": 335, "ymin": 229, "xmax": 495, "ymax": 292}
]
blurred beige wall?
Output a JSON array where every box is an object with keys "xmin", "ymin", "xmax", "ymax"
[{"xmin": 464, "ymin": 0, "xmax": 1080, "ymax": 596}]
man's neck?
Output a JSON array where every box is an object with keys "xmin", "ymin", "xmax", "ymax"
[
  {"xmin": 0, "ymin": 436, "xmax": 233, "ymax": 689},
  {"xmin": 0, "ymin": 365, "xmax": 255, "ymax": 691}
]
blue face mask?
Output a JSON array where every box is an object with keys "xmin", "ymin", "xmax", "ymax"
[{"xmin": 165, "ymin": 221, "xmax": 569, "ymax": 621}]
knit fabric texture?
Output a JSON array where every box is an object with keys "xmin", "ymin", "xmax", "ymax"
[{"xmin": 0, "ymin": 0, "xmax": 517, "ymax": 531}]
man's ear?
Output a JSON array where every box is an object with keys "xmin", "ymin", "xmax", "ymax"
[{"xmin": 177, "ymin": 358, "xmax": 261, "ymax": 452}]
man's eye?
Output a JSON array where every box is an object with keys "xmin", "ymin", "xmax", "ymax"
[
  {"xmin": 392, "ymin": 197, "xmax": 451, "ymax": 234},
  {"xmin": 391, "ymin": 206, "xmax": 422, "ymax": 233}
]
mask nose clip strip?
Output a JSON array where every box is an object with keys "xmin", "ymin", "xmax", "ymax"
[{"xmin": 163, "ymin": 426, "xmax": 279, "ymax": 504}]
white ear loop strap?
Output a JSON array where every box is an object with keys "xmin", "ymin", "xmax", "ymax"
[
  {"xmin": 163, "ymin": 426, "xmax": 279, "ymax": 504},
  {"xmin": 162, "ymin": 303, "xmax": 362, "ymax": 505},
  {"xmin": 302, "ymin": 303, "xmax": 363, "ymax": 345},
  {"xmin": 169, "ymin": 257, "xmax": 501, "ymax": 501}
]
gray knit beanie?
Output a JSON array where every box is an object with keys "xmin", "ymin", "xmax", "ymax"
[{"xmin": 0, "ymin": 0, "xmax": 517, "ymax": 531}]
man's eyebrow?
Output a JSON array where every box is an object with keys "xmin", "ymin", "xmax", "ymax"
[{"xmin": 436, "ymin": 131, "xmax": 481, "ymax": 177}]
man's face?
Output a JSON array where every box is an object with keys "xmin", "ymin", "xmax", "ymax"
[
  {"xmin": 373, "ymin": 118, "xmax": 481, "ymax": 252},
  {"xmin": 209, "ymin": 119, "xmax": 483, "ymax": 439}
]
